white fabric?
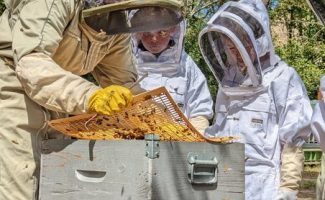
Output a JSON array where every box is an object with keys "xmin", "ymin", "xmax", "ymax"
[
  {"xmin": 201, "ymin": 22, "xmax": 264, "ymax": 91},
  {"xmin": 204, "ymin": 1, "xmax": 312, "ymax": 199},
  {"xmin": 198, "ymin": 0, "xmax": 280, "ymax": 97},
  {"xmin": 206, "ymin": 62, "xmax": 312, "ymax": 200},
  {"xmin": 311, "ymin": 75, "xmax": 325, "ymax": 152},
  {"xmin": 276, "ymin": 188, "xmax": 298, "ymax": 200},
  {"xmin": 320, "ymin": 75, "xmax": 325, "ymax": 98},
  {"xmin": 133, "ymin": 20, "xmax": 213, "ymax": 121},
  {"xmin": 311, "ymin": 102, "xmax": 324, "ymax": 151},
  {"xmin": 133, "ymin": 21, "xmax": 186, "ymax": 76},
  {"xmin": 137, "ymin": 51, "xmax": 214, "ymax": 120},
  {"xmin": 135, "ymin": 47, "xmax": 181, "ymax": 76}
]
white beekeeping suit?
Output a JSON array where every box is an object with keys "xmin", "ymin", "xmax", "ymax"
[
  {"xmin": 132, "ymin": 21, "xmax": 214, "ymax": 133},
  {"xmin": 311, "ymin": 76, "xmax": 325, "ymax": 200},
  {"xmin": 307, "ymin": 1, "xmax": 325, "ymax": 199},
  {"xmin": 311, "ymin": 76, "xmax": 325, "ymax": 152},
  {"xmin": 198, "ymin": 0, "xmax": 312, "ymax": 199}
]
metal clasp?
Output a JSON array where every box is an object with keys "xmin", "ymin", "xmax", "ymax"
[
  {"xmin": 187, "ymin": 152, "xmax": 218, "ymax": 185},
  {"xmin": 145, "ymin": 134, "xmax": 160, "ymax": 159}
]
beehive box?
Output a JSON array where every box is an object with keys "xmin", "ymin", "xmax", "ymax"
[
  {"xmin": 39, "ymin": 139, "xmax": 244, "ymax": 200},
  {"xmin": 40, "ymin": 87, "xmax": 244, "ymax": 199}
]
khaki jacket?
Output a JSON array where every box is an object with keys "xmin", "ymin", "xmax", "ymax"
[{"xmin": 0, "ymin": 0, "xmax": 138, "ymax": 114}]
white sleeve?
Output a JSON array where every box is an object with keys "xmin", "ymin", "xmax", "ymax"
[
  {"xmin": 277, "ymin": 68, "xmax": 313, "ymax": 147},
  {"xmin": 311, "ymin": 101, "xmax": 325, "ymax": 152},
  {"xmin": 184, "ymin": 54, "xmax": 214, "ymax": 120}
]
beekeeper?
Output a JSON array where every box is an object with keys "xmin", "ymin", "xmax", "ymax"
[
  {"xmin": 311, "ymin": 76, "xmax": 325, "ymax": 152},
  {"xmin": 198, "ymin": 0, "xmax": 312, "ymax": 199},
  {"xmin": 132, "ymin": 20, "xmax": 213, "ymax": 133},
  {"xmin": 306, "ymin": 1, "xmax": 325, "ymax": 199},
  {"xmin": 0, "ymin": 0, "xmax": 183, "ymax": 199},
  {"xmin": 311, "ymin": 76, "xmax": 325, "ymax": 200}
]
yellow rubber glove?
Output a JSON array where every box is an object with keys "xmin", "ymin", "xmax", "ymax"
[{"xmin": 88, "ymin": 85, "xmax": 133, "ymax": 115}]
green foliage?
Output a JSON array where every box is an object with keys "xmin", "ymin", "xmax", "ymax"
[
  {"xmin": 276, "ymin": 38, "xmax": 325, "ymax": 98},
  {"xmin": 183, "ymin": 1, "xmax": 222, "ymax": 99},
  {"xmin": 0, "ymin": 0, "xmax": 5, "ymax": 14},
  {"xmin": 184, "ymin": 17, "xmax": 218, "ymax": 98},
  {"xmin": 269, "ymin": 0, "xmax": 325, "ymax": 99}
]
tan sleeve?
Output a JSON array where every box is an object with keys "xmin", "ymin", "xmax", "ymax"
[
  {"xmin": 91, "ymin": 34, "xmax": 143, "ymax": 94},
  {"xmin": 280, "ymin": 144, "xmax": 304, "ymax": 191},
  {"xmin": 16, "ymin": 52, "xmax": 100, "ymax": 114},
  {"xmin": 12, "ymin": 0, "xmax": 102, "ymax": 114},
  {"xmin": 11, "ymin": 0, "xmax": 76, "ymax": 62}
]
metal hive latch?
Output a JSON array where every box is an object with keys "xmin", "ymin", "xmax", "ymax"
[
  {"xmin": 187, "ymin": 152, "xmax": 218, "ymax": 185},
  {"xmin": 145, "ymin": 134, "xmax": 160, "ymax": 159}
]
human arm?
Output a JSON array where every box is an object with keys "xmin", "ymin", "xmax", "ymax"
[
  {"xmin": 184, "ymin": 54, "xmax": 214, "ymax": 133},
  {"xmin": 13, "ymin": 0, "xmax": 134, "ymax": 115},
  {"xmin": 91, "ymin": 34, "xmax": 144, "ymax": 94},
  {"xmin": 275, "ymin": 67, "xmax": 313, "ymax": 199}
]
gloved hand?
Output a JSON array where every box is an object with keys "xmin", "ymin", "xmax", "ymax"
[
  {"xmin": 189, "ymin": 116, "xmax": 209, "ymax": 134},
  {"xmin": 277, "ymin": 144, "xmax": 304, "ymax": 200},
  {"xmin": 276, "ymin": 188, "xmax": 298, "ymax": 200},
  {"xmin": 88, "ymin": 85, "xmax": 133, "ymax": 115}
]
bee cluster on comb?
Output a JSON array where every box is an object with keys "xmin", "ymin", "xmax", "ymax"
[{"xmin": 49, "ymin": 87, "xmax": 235, "ymax": 143}]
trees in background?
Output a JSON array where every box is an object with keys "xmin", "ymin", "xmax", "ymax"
[
  {"xmin": 182, "ymin": 0, "xmax": 224, "ymax": 98},
  {"xmin": 269, "ymin": 0, "xmax": 325, "ymax": 99}
]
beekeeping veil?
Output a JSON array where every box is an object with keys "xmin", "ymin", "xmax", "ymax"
[
  {"xmin": 306, "ymin": 0, "xmax": 325, "ymax": 25},
  {"xmin": 131, "ymin": 20, "xmax": 186, "ymax": 76},
  {"xmin": 82, "ymin": 0, "xmax": 183, "ymax": 34},
  {"xmin": 198, "ymin": 0, "xmax": 279, "ymax": 96}
]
